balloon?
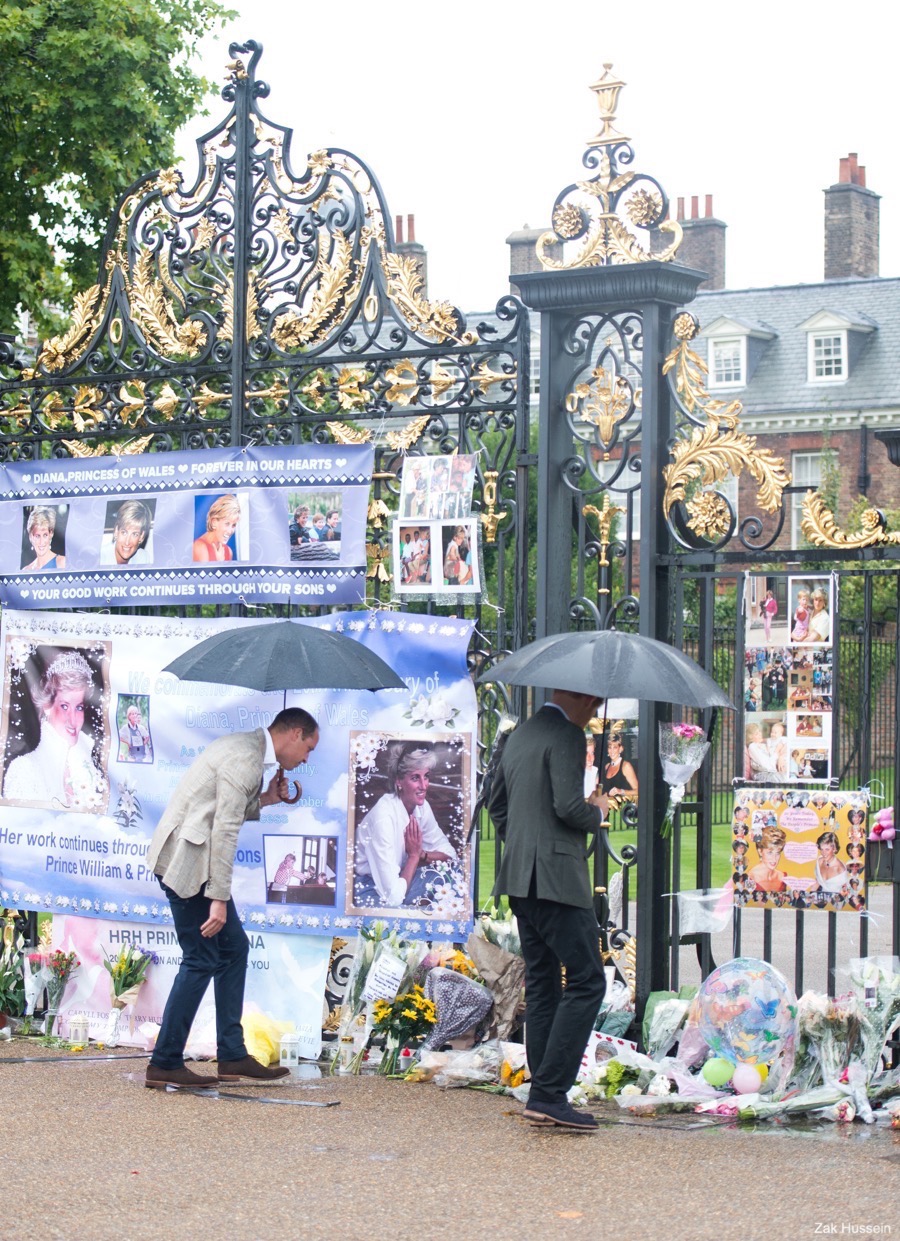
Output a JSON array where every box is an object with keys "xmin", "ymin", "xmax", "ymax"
[
  {"xmin": 696, "ymin": 957, "xmax": 798, "ymax": 1086},
  {"xmin": 756, "ymin": 1063, "xmax": 769, "ymax": 1083},
  {"xmin": 701, "ymin": 1057, "xmax": 734, "ymax": 1087},
  {"xmin": 731, "ymin": 1062, "xmax": 763, "ymax": 1094}
]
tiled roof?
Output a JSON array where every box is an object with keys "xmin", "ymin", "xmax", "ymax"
[{"xmin": 691, "ymin": 276, "xmax": 900, "ymax": 416}]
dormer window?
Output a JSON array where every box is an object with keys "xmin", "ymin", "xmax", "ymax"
[
  {"xmin": 799, "ymin": 309, "xmax": 875, "ymax": 384},
  {"xmin": 711, "ymin": 338, "xmax": 744, "ymax": 387},
  {"xmin": 809, "ymin": 331, "xmax": 846, "ymax": 381},
  {"xmin": 702, "ymin": 316, "xmax": 776, "ymax": 390}
]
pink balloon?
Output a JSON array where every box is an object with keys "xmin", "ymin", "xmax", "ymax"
[{"xmin": 731, "ymin": 1063, "xmax": 762, "ymax": 1094}]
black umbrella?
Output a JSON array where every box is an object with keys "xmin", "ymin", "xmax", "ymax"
[
  {"xmin": 162, "ymin": 619, "xmax": 406, "ymax": 693},
  {"xmin": 478, "ymin": 629, "xmax": 732, "ymax": 709},
  {"xmin": 163, "ymin": 619, "xmax": 406, "ymax": 803}
]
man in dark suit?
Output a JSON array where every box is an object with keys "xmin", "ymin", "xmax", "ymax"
[{"xmin": 489, "ymin": 689, "xmax": 606, "ymax": 1130}]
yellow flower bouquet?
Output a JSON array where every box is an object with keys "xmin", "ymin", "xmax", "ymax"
[{"xmin": 371, "ymin": 985, "xmax": 437, "ymax": 1075}]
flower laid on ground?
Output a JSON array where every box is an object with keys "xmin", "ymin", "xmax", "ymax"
[
  {"xmin": 658, "ymin": 722, "xmax": 709, "ymax": 839},
  {"xmin": 103, "ymin": 943, "xmax": 155, "ymax": 999},
  {"xmin": 102, "ymin": 944, "xmax": 155, "ymax": 1045},
  {"xmin": 44, "ymin": 949, "xmax": 80, "ymax": 1036},
  {"xmin": 372, "ymin": 984, "xmax": 437, "ymax": 1075}
]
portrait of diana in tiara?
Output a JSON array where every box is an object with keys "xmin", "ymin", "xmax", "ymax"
[{"xmin": 2, "ymin": 647, "xmax": 109, "ymax": 813}]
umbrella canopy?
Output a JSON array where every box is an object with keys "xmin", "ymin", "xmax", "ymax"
[
  {"xmin": 163, "ymin": 620, "xmax": 405, "ymax": 693},
  {"xmin": 478, "ymin": 629, "xmax": 732, "ymax": 710}
]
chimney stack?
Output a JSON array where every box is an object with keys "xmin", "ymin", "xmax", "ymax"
[
  {"xmin": 395, "ymin": 211, "xmax": 428, "ymax": 296},
  {"xmin": 669, "ymin": 194, "xmax": 727, "ymax": 290},
  {"xmin": 824, "ymin": 153, "xmax": 880, "ymax": 280}
]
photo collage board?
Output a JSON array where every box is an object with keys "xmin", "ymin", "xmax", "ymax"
[
  {"xmin": 393, "ymin": 454, "xmax": 481, "ymax": 597},
  {"xmin": 743, "ymin": 574, "xmax": 835, "ymax": 784},
  {"xmin": 731, "ymin": 787, "xmax": 867, "ymax": 913}
]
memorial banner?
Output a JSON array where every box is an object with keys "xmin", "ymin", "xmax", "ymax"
[
  {"xmin": 0, "ymin": 444, "xmax": 374, "ymax": 609},
  {"xmin": 0, "ymin": 608, "xmax": 477, "ymax": 940},
  {"xmin": 50, "ymin": 915, "xmax": 332, "ymax": 1056}
]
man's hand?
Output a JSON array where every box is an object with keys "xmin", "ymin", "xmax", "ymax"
[
  {"xmin": 260, "ymin": 770, "xmax": 294, "ymax": 806},
  {"xmin": 201, "ymin": 898, "xmax": 227, "ymax": 937},
  {"xmin": 421, "ymin": 850, "xmax": 453, "ymax": 865},
  {"xmin": 587, "ymin": 788, "xmax": 610, "ymax": 824}
]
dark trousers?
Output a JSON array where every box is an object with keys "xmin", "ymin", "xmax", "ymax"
[
  {"xmin": 510, "ymin": 891, "xmax": 606, "ymax": 1104},
  {"xmin": 150, "ymin": 881, "xmax": 250, "ymax": 1069}
]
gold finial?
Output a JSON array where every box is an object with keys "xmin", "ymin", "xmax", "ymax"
[
  {"xmin": 480, "ymin": 469, "xmax": 507, "ymax": 543},
  {"xmin": 587, "ymin": 64, "xmax": 629, "ymax": 148}
]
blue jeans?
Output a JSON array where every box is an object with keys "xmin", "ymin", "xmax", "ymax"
[
  {"xmin": 150, "ymin": 881, "xmax": 250, "ymax": 1069},
  {"xmin": 353, "ymin": 865, "xmax": 444, "ymax": 909}
]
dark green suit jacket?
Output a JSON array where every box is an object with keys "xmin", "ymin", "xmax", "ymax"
[{"xmin": 489, "ymin": 705, "xmax": 601, "ymax": 909}]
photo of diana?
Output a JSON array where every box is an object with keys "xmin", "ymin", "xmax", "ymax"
[
  {"xmin": 1, "ymin": 647, "xmax": 109, "ymax": 812},
  {"xmin": 350, "ymin": 738, "xmax": 465, "ymax": 912},
  {"xmin": 21, "ymin": 505, "xmax": 67, "ymax": 571}
]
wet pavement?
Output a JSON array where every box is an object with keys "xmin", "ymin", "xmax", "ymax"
[{"xmin": 2, "ymin": 1041, "xmax": 898, "ymax": 1241}]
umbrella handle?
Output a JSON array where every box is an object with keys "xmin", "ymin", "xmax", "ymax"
[{"xmin": 278, "ymin": 766, "xmax": 302, "ymax": 805}]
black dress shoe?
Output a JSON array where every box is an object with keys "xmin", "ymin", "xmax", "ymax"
[
  {"xmin": 217, "ymin": 1055, "xmax": 290, "ymax": 1083},
  {"xmin": 522, "ymin": 1099, "xmax": 599, "ymax": 1130},
  {"xmin": 145, "ymin": 1063, "xmax": 218, "ymax": 1089}
]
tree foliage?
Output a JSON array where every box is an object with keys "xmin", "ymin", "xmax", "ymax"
[{"xmin": 0, "ymin": 0, "xmax": 233, "ymax": 336}]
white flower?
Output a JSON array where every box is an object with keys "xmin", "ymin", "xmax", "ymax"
[
  {"xmin": 279, "ymin": 915, "xmax": 294, "ymax": 927},
  {"xmin": 133, "ymin": 904, "xmax": 148, "ymax": 916},
  {"xmin": 249, "ymin": 912, "xmax": 266, "ymax": 925},
  {"xmin": 647, "ymin": 1075, "xmax": 672, "ymax": 1097},
  {"xmin": 102, "ymin": 902, "xmax": 118, "ymax": 914},
  {"xmin": 619, "ymin": 1083, "xmax": 642, "ymax": 1097}
]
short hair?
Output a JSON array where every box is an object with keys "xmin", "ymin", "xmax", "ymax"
[
  {"xmin": 386, "ymin": 741, "xmax": 437, "ymax": 787},
  {"xmin": 326, "ymin": 510, "xmax": 339, "ymax": 522},
  {"xmin": 758, "ymin": 825, "xmax": 786, "ymax": 853},
  {"xmin": 271, "ymin": 707, "xmax": 318, "ymax": 737},
  {"xmin": 114, "ymin": 499, "xmax": 151, "ymax": 536},
  {"xmin": 206, "ymin": 494, "xmax": 240, "ymax": 531},
  {"xmin": 33, "ymin": 650, "xmax": 94, "ymax": 713},
  {"xmin": 27, "ymin": 506, "xmax": 56, "ymax": 537},
  {"xmin": 816, "ymin": 830, "xmax": 840, "ymax": 853},
  {"xmin": 126, "ymin": 705, "xmax": 141, "ymax": 719},
  {"xmin": 811, "ymin": 588, "xmax": 828, "ymax": 605}
]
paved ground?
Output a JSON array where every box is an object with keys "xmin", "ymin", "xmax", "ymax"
[{"xmin": 2, "ymin": 1042, "xmax": 898, "ymax": 1241}]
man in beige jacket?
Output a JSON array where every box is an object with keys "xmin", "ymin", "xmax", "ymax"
[{"xmin": 145, "ymin": 707, "xmax": 319, "ymax": 1089}]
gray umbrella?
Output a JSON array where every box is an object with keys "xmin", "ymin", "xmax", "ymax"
[
  {"xmin": 478, "ymin": 629, "xmax": 732, "ymax": 709},
  {"xmin": 163, "ymin": 620, "xmax": 405, "ymax": 693}
]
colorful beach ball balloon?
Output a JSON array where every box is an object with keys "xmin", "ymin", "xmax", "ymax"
[{"xmin": 696, "ymin": 956, "xmax": 798, "ymax": 1071}]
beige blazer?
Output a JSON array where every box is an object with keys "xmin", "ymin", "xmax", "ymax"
[{"xmin": 146, "ymin": 729, "xmax": 267, "ymax": 901}]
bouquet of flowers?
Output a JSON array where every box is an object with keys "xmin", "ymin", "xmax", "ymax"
[
  {"xmin": 658, "ymin": 723, "xmax": 710, "ymax": 839},
  {"xmin": 44, "ymin": 949, "xmax": 80, "ymax": 1036},
  {"xmin": 371, "ymin": 985, "xmax": 437, "ymax": 1075},
  {"xmin": 848, "ymin": 956, "xmax": 900, "ymax": 1080},
  {"xmin": 334, "ymin": 922, "xmax": 424, "ymax": 1073},
  {"xmin": 102, "ymin": 944, "xmax": 154, "ymax": 1045},
  {"xmin": 24, "ymin": 952, "xmax": 48, "ymax": 1019},
  {"xmin": 0, "ymin": 927, "xmax": 26, "ymax": 1023}
]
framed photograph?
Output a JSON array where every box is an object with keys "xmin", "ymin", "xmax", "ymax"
[
  {"xmin": 0, "ymin": 639, "xmax": 111, "ymax": 813},
  {"xmin": 392, "ymin": 519, "xmax": 481, "ymax": 596},
  {"xmin": 345, "ymin": 731, "xmax": 472, "ymax": 919},
  {"xmin": 263, "ymin": 834, "xmax": 338, "ymax": 906}
]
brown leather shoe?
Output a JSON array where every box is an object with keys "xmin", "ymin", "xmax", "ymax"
[
  {"xmin": 216, "ymin": 1055, "xmax": 290, "ymax": 1083},
  {"xmin": 145, "ymin": 1063, "xmax": 218, "ymax": 1090}
]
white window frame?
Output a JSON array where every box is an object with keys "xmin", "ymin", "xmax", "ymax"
[
  {"xmin": 792, "ymin": 451, "xmax": 823, "ymax": 543},
  {"xmin": 708, "ymin": 336, "xmax": 745, "ymax": 388},
  {"xmin": 808, "ymin": 330, "xmax": 846, "ymax": 383}
]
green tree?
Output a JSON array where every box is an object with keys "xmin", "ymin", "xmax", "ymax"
[{"xmin": 0, "ymin": 0, "xmax": 233, "ymax": 337}]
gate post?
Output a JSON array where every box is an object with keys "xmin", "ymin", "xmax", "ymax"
[{"xmin": 515, "ymin": 263, "xmax": 704, "ymax": 1009}]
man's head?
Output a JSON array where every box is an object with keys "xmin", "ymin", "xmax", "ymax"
[
  {"xmin": 550, "ymin": 690, "xmax": 602, "ymax": 730},
  {"xmin": 270, "ymin": 707, "xmax": 319, "ymax": 769}
]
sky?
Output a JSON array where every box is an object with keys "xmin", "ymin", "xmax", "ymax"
[{"xmin": 177, "ymin": 0, "xmax": 898, "ymax": 314}]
